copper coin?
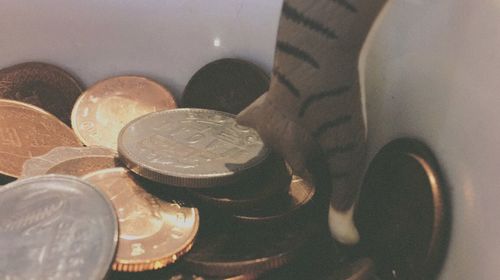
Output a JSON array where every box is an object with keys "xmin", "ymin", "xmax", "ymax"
[
  {"xmin": 355, "ymin": 138, "xmax": 450, "ymax": 279},
  {"xmin": 0, "ymin": 99, "xmax": 81, "ymax": 178},
  {"xmin": 118, "ymin": 108, "xmax": 269, "ymax": 188},
  {"xmin": 71, "ymin": 75, "xmax": 177, "ymax": 150},
  {"xmin": 21, "ymin": 146, "xmax": 118, "ymax": 178},
  {"xmin": 182, "ymin": 58, "xmax": 269, "ymax": 114},
  {"xmin": 232, "ymin": 176, "xmax": 315, "ymax": 224},
  {"xmin": 182, "ymin": 215, "xmax": 317, "ymax": 277},
  {"xmin": 82, "ymin": 167, "xmax": 200, "ymax": 272},
  {"xmin": 189, "ymin": 154, "xmax": 291, "ymax": 210},
  {"xmin": 0, "ymin": 62, "xmax": 83, "ymax": 125}
]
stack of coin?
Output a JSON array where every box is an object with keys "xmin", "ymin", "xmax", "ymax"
[{"xmin": 0, "ymin": 60, "xmax": 371, "ymax": 280}]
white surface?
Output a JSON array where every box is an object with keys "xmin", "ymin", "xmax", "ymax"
[
  {"xmin": 2, "ymin": 0, "xmax": 500, "ymax": 278},
  {"xmin": 361, "ymin": 0, "xmax": 500, "ymax": 279},
  {"xmin": 0, "ymin": 0, "xmax": 282, "ymax": 99}
]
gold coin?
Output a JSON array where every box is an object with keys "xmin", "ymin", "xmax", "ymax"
[
  {"xmin": 71, "ymin": 76, "xmax": 177, "ymax": 150},
  {"xmin": 82, "ymin": 167, "xmax": 199, "ymax": 272},
  {"xmin": 0, "ymin": 99, "xmax": 81, "ymax": 178}
]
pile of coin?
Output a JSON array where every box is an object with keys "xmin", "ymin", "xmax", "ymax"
[{"xmin": 0, "ymin": 61, "xmax": 373, "ymax": 279}]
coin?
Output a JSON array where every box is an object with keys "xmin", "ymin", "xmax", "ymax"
[
  {"xmin": 82, "ymin": 167, "xmax": 200, "ymax": 272},
  {"xmin": 189, "ymin": 154, "xmax": 291, "ymax": 210},
  {"xmin": 0, "ymin": 175, "xmax": 118, "ymax": 279},
  {"xmin": 355, "ymin": 139, "xmax": 450, "ymax": 279},
  {"xmin": 71, "ymin": 75, "xmax": 177, "ymax": 150},
  {"xmin": 182, "ymin": 215, "xmax": 317, "ymax": 277},
  {"xmin": 328, "ymin": 258, "xmax": 377, "ymax": 280},
  {"xmin": 21, "ymin": 146, "xmax": 118, "ymax": 178},
  {"xmin": 232, "ymin": 176, "xmax": 315, "ymax": 224},
  {"xmin": 182, "ymin": 58, "xmax": 269, "ymax": 114},
  {"xmin": 109, "ymin": 267, "xmax": 260, "ymax": 280},
  {"xmin": 0, "ymin": 99, "xmax": 81, "ymax": 178},
  {"xmin": 118, "ymin": 108, "xmax": 269, "ymax": 188},
  {"xmin": 0, "ymin": 62, "xmax": 83, "ymax": 125}
]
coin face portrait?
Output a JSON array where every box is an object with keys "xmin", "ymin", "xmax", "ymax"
[
  {"xmin": 71, "ymin": 76, "xmax": 177, "ymax": 150},
  {"xmin": 0, "ymin": 62, "xmax": 83, "ymax": 125},
  {"xmin": 118, "ymin": 108, "xmax": 269, "ymax": 187},
  {"xmin": 0, "ymin": 100, "xmax": 81, "ymax": 178},
  {"xmin": 82, "ymin": 168, "xmax": 199, "ymax": 272},
  {"xmin": 0, "ymin": 175, "xmax": 118, "ymax": 280}
]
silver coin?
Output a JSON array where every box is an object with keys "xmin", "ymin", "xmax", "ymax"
[
  {"xmin": 0, "ymin": 175, "xmax": 118, "ymax": 279},
  {"xmin": 20, "ymin": 146, "xmax": 118, "ymax": 178},
  {"xmin": 118, "ymin": 108, "xmax": 269, "ymax": 188}
]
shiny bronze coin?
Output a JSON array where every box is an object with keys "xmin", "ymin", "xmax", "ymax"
[
  {"xmin": 0, "ymin": 62, "xmax": 83, "ymax": 125},
  {"xmin": 355, "ymin": 138, "xmax": 450, "ymax": 280},
  {"xmin": 182, "ymin": 215, "xmax": 317, "ymax": 278},
  {"xmin": 232, "ymin": 176, "xmax": 315, "ymax": 224},
  {"xmin": 0, "ymin": 99, "xmax": 81, "ymax": 178},
  {"xmin": 118, "ymin": 108, "xmax": 269, "ymax": 188},
  {"xmin": 189, "ymin": 154, "xmax": 291, "ymax": 210},
  {"xmin": 182, "ymin": 58, "xmax": 269, "ymax": 114},
  {"xmin": 71, "ymin": 75, "xmax": 177, "ymax": 150},
  {"xmin": 21, "ymin": 146, "xmax": 118, "ymax": 178},
  {"xmin": 82, "ymin": 167, "xmax": 200, "ymax": 272}
]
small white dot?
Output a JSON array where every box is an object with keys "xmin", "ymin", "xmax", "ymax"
[{"xmin": 213, "ymin": 38, "xmax": 221, "ymax": 47}]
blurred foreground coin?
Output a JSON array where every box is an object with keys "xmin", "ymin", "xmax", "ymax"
[
  {"xmin": 118, "ymin": 108, "xmax": 268, "ymax": 188},
  {"xmin": 0, "ymin": 175, "xmax": 118, "ymax": 280},
  {"xmin": 82, "ymin": 167, "xmax": 200, "ymax": 272},
  {"xmin": 0, "ymin": 99, "xmax": 81, "ymax": 178},
  {"xmin": 21, "ymin": 146, "xmax": 118, "ymax": 178},
  {"xmin": 0, "ymin": 62, "xmax": 83, "ymax": 125},
  {"xmin": 71, "ymin": 75, "xmax": 177, "ymax": 149}
]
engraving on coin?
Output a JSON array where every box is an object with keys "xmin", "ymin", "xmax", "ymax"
[
  {"xmin": 182, "ymin": 58, "xmax": 269, "ymax": 114},
  {"xmin": 82, "ymin": 167, "xmax": 199, "ymax": 272},
  {"xmin": 232, "ymin": 176, "xmax": 315, "ymax": 223},
  {"xmin": 0, "ymin": 175, "xmax": 118, "ymax": 280},
  {"xmin": 118, "ymin": 108, "xmax": 268, "ymax": 188},
  {"xmin": 71, "ymin": 76, "xmax": 177, "ymax": 150},
  {"xmin": 0, "ymin": 100, "xmax": 81, "ymax": 178},
  {"xmin": 21, "ymin": 146, "xmax": 118, "ymax": 178},
  {"xmin": 0, "ymin": 62, "xmax": 83, "ymax": 125}
]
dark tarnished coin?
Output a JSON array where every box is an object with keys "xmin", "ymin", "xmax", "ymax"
[
  {"xmin": 109, "ymin": 268, "xmax": 260, "ymax": 280},
  {"xmin": 232, "ymin": 176, "xmax": 315, "ymax": 224},
  {"xmin": 182, "ymin": 216, "xmax": 317, "ymax": 277},
  {"xmin": 82, "ymin": 167, "xmax": 200, "ymax": 272},
  {"xmin": 0, "ymin": 175, "xmax": 118, "ymax": 279},
  {"xmin": 327, "ymin": 258, "xmax": 377, "ymax": 280},
  {"xmin": 189, "ymin": 154, "xmax": 291, "ymax": 210},
  {"xmin": 71, "ymin": 75, "xmax": 177, "ymax": 150},
  {"xmin": 118, "ymin": 108, "xmax": 269, "ymax": 188},
  {"xmin": 182, "ymin": 58, "xmax": 269, "ymax": 114},
  {"xmin": 0, "ymin": 62, "xmax": 83, "ymax": 125},
  {"xmin": 21, "ymin": 146, "xmax": 118, "ymax": 178},
  {"xmin": 0, "ymin": 99, "xmax": 82, "ymax": 178},
  {"xmin": 355, "ymin": 139, "xmax": 450, "ymax": 280}
]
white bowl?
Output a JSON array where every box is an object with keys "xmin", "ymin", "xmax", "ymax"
[{"xmin": 3, "ymin": 0, "xmax": 499, "ymax": 278}]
